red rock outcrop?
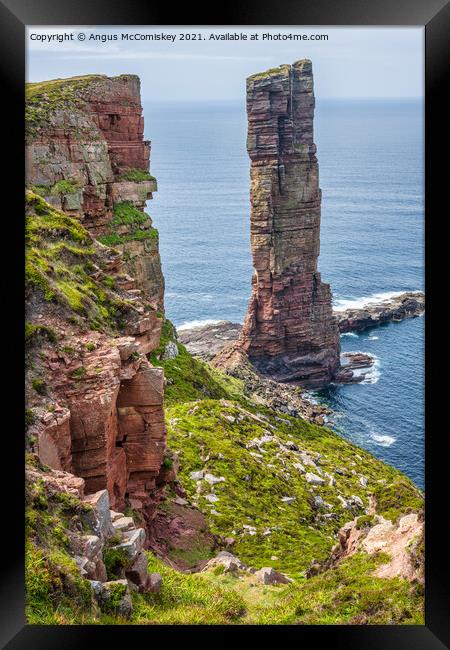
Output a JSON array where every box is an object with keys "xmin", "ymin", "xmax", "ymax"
[
  {"xmin": 238, "ymin": 60, "xmax": 340, "ymax": 388},
  {"xmin": 25, "ymin": 75, "xmax": 170, "ymax": 525},
  {"xmin": 26, "ymin": 74, "xmax": 164, "ymax": 310}
]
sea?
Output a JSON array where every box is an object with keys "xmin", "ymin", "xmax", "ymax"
[{"xmin": 143, "ymin": 99, "xmax": 424, "ymax": 489}]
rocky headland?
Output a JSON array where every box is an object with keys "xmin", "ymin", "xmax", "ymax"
[{"xmin": 25, "ymin": 72, "xmax": 424, "ymax": 625}]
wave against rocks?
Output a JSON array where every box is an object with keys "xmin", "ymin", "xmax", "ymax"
[{"xmin": 177, "ymin": 291, "xmax": 424, "ymax": 364}]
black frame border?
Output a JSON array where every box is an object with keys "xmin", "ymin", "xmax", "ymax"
[{"xmin": 2, "ymin": 0, "xmax": 449, "ymax": 647}]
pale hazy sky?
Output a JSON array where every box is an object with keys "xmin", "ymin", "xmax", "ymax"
[{"xmin": 26, "ymin": 26, "xmax": 424, "ymax": 101}]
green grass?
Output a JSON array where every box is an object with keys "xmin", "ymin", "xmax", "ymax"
[
  {"xmin": 130, "ymin": 553, "xmax": 246, "ymax": 624},
  {"xmin": 26, "ymin": 322, "xmax": 58, "ymax": 344},
  {"xmin": 25, "ymin": 74, "xmax": 116, "ymax": 138},
  {"xmin": 32, "ymin": 378, "xmax": 47, "ymax": 395},
  {"xmin": 25, "ymin": 465, "xmax": 96, "ymax": 624},
  {"xmin": 97, "ymin": 201, "xmax": 158, "ymax": 247},
  {"xmin": 104, "ymin": 546, "xmax": 130, "ymax": 581},
  {"xmin": 249, "ymin": 551, "xmax": 423, "ymax": 624},
  {"xmin": 149, "ymin": 322, "xmax": 424, "ymax": 580},
  {"xmin": 374, "ymin": 477, "xmax": 423, "ymax": 523},
  {"xmin": 31, "ymin": 180, "xmax": 81, "ymax": 197},
  {"xmin": 148, "ymin": 320, "xmax": 245, "ymax": 404},
  {"xmin": 118, "ymin": 168, "xmax": 156, "ymax": 183},
  {"xmin": 25, "ymin": 191, "xmax": 135, "ymax": 333}
]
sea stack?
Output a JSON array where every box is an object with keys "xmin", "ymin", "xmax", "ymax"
[{"xmin": 239, "ymin": 60, "xmax": 340, "ymax": 388}]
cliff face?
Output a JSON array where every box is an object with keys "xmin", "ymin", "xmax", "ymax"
[
  {"xmin": 25, "ymin": 75, "xmax": 170, "ymax": 523},
  {"xmin": 239, "ymin": 60, "xmax": 340, "ymax": 388},
  {"xmin": 26, "ymin": 74, "xmax": 164, "ymax": 310}
]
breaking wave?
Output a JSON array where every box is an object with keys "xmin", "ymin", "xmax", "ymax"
[
  {"xmin": 333, "ymin": 290, "xmax": 420, "ymax": 312},
  {"xmin": 177, "ymin": 319, "xmax": 223, "ymax": 331},
  {"xmin": 371, "ymin": 433, "xmax": 397, "ymax": 447}
]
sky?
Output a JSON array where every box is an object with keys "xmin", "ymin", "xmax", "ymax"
[{"xmin": 26, "ymin": 26, "xmax": 424, "ymax": 102}]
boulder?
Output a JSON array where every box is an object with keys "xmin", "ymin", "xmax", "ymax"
[
  {"xmin": 112, "ymin": 516, "xmax": 135, "ymax": 532},
  {"xmin": 115, "ymin": 527, "xmax": 146, "ymax": 561},
  {"xmin": 83, "ymin": 490, "xmax": 114, "ymax": 539},
  {"xmin": 202, "ymin": 551, "xmax": 247, "ymax": 574},
  {"xmin": 97, "ymin": 579, "xmax": 133, "ymax": 619},
  {"xmin": 305, "ymin": 472, "xmax": 325, "ymax": 486},
  {"xmin": 161, "ymin": 341, "xmax": 178, "ymax": 360},
  {"xmin": 125, "ymin": 550, "xmax": 160, "ymax": 593},
  {"xmin": 147, "ymin": 572, "xmax": 163, "ymax": 593},
  {"xmin": 189, "ymin": 470, "xmax": 205, "ymax": 481},
  {"xmin": 254, "ymin": 567, "xmax": 292, "ymax": 585},
  {"xmin": 204, "ymin": 473, "xmax": 226, "ymax": 485}
]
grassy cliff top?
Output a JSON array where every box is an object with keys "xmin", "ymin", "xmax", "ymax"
[
  {"xmin": 25, "ymin": 74, "xmax": 141, "ymax": 137},
  {"xmin": 248, "ymin": 59, "xmax": 311, "ymax": 83},
  {"xmin": 25, "ymin": 74, "xmax": 139, "ymax": 101}
]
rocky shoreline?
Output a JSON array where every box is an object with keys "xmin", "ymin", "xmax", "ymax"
[
  {"xmin": 335, "ymin": 291, "xmax": 424, "ymax": 333},
  {"xmin": 178, "ymin": 291, "xmax": 425, "ymax": 362}
]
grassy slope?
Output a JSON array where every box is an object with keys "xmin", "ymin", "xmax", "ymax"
[
  {"xmin": 144, "ymin": 323, "xmax": 424, "ymax": 623},
  {"xmin": 27, "ymin": 468, "xmax": 421, "ymax": 626},
  {"xmin": 25, "ymin": 190, "xmax": 139, "ymax": 333},
  {"xmin": 152, "ymin": 325, "xmax": 423, "ymax": 575},
  {"xmin": 26, "ymin": 456, "xmax": 246, "ymax": 626}
]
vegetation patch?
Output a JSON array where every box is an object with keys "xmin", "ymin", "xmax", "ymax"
[
  {"xmin": 97, "ymin": 201, "xmax": 158, "ymax": 247},
  {"xmin": 25, "ymin": 191, "xmax": 133, "ymax": 333},
  {"xmin": 118, "ymin": 168, "xmax": 156, "ymax": 183},
  {"xmin": 149, "ymin": 325, "xmax": 423, "ymax": 581},
  {"xmin": 31, "ymin": 180, "xmax": 81, "ymax": 198},
  {"xmin": 103, "ymin": 546, "xmax": 130, "ymax": 581},
  {"xmin": 25, "ymin": 75, "xmax": 106, "ymax": 138},
  {"xmin": 130, "ymin": 553, "xmax": 246, "ymax": 625},
  {"xmin": 25, "ymin": 464, "xmax": 95, "ymax": 624},
  {"xmin": 252, "ymin": 552, "xmax": 423, "ymax": 624},
  {"xmin": 374, "ymin": 477, "xmax": 423, "ymax": 523},
  {"xmin": 32, "ymin": 378, "xmax": 47, "ymax": 396},
  {"xmin": 26, "ymin": 322, "xmax": 58, "ymax": 345}
]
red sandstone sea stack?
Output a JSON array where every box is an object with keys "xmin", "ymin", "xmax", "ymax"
[{"xmin": 238, "ymin": 60, "xmax": 341, "ymax": 388}]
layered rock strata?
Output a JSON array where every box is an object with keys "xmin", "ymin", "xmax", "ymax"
[
  {"xmin": 336, "ymin": 291, "xmax": 425, "ymax": 333},
  {"xmin": 26, "ymin": 74, "xmax": 164, "ymax": 310},
  {"xmin": 25, "ymin": 75, "xmax": 169, "ymax": 525},
  {"xmin": 238, "ymin": 60, "xmax": 340, "ymax": 388}
]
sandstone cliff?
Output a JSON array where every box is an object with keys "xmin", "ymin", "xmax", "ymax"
[
  {"xmin": 25, "ymin": 75, "xmax": 169, "ymax": 525},
  {"xmin": 238, "ymin": 60, "xmax": 340, "ymax": 388},
  {"xmin": 26, "ymin": 74, "xmax": 164, "ymax": 309}
]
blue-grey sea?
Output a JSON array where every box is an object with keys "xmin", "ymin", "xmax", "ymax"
[{"xmin": 143, "ymin": 99, "xmax": 424, "ymax": 489}]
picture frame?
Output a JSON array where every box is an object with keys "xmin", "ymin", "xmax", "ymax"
[{"xmin": 1, "ymin": 0, "xmax": 448, "ymax": 646}]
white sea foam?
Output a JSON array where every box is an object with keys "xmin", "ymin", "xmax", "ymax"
[
  {"xmin": 345, "ymin": 352, "xmax": 381, "ymax": 385},
  {"xmin": 302, "ymin": 391, "xmax": 319, "ymax": 405},
  {"xmin": 341, "ymin": 332, "xmax": 359, "ymax": 338},
  {"xmin": 177, "ymin": 319, "xmax": 223, "ymax": 331},
  {"xmin": 333, "ymin": 290, "xmax": 419, "ymax": 312},
  {"xmin": 371, "ymin": 433, "xmax": 396, "ymax": 447},
  {"xmin": 366, "ymin": 335, "xmax": 379, "ymax": 341}
]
